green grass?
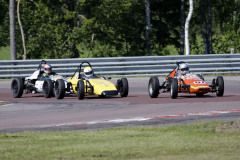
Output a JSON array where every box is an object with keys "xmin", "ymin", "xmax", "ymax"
[
  {"xmin": 1, "ymin": 121, "xmax": 240, "ymax": 160},
  {"xmin": 0, "ymin": 46, "xmax": 10, "ymax": 60}
]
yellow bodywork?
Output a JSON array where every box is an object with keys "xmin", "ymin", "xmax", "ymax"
[{"xmin": 67, "ymin": 73, "xmax": 118, "ymax": 95}]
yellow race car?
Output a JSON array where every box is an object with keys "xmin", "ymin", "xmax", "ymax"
[{"xmin": 65, "ymin": 61, "xmax": 128, "ymax": 100}]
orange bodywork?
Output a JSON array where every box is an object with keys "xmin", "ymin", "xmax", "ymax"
[
  {"xmin": 167, "ymin": 69, "xmax": 177, "ymax": 79},
  {"xmin": 178, "ymin": 76, "xmax": 211, "ymax": 94},
  {"xmin": 167, "ymin": 69, "xmax": 211, "ymax": 94}
]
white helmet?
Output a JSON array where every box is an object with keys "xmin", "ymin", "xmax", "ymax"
[
  {"xmin": 179, "ymin": 63, "xmax": 189, "ymax": 75},
  {"xmin": 84, "ymin": 66, "xmax": 93, "ymax": 77}
]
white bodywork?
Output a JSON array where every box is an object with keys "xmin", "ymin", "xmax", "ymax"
[
  {"xmin": 25, "ymin": 70, "xmax": 40, "ymax": 80},
  {"xmin": 35, "ymin": 81, "xmax": 44, "ymax": 92},
  {"xmin": 24, "ymin": 69, "xmax": 67, "ymax": 93}
]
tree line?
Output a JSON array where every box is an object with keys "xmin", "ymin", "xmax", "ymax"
[{"xmin": 0, "ymin": 0, "xmax": 239, "ymax": 59}]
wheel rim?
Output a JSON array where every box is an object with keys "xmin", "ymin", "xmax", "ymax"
[
  {"xmin": 149, "ymin": 81, "xmax": 153, "ymax": 95},
  {"xmin": 170, "ymin": 85, "xmax": 173, "ymax": 96}
]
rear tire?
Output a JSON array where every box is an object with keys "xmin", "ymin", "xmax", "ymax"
[
  {"xmin": 148, "ymin": 76, "xmax": 159, "ymax": 98},
  {"xmin": 119, "ymin": 78, "xmax": 129, "ymax": 97},
  {"xmin": 77, "ymin": 80, "xmax": 85, "ymax": 100},
  {"xmin": 54, "ymin": 79, "xmax": 65, "ymax": 99},
  {"xmin": 11, "ymin": 77, "xmax": 24, "ymax": 98},
  {"xmin": 43, "ymin": 79, "xmax": 53, "ymax": 98},
  {"xmin": 170, "ymin": 78, "xmax": 178, "ymax": 99},
  {"xmin": 216, "ymin": 76, "xmax": 224, "ymax": 97}
]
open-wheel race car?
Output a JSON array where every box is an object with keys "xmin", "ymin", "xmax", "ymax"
[
  {"xmin": 11, "ymin": 60, "xmax": 67, "ymax": 99},
  {"xmin": 148, "ymin": 61, "xmax": 224, "ymax": 99},
  {"xmin": 65, "ymin": 61, "xmax": 129, "ymax": 100}
]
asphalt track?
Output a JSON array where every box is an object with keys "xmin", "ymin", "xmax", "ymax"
[{"xmin": 0, "ymin": 76, "xmax": 240, "ymax": 133}]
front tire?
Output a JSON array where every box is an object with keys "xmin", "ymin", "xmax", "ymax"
[
  {"xmin": 216, "ymin": 76, "xmax": 224, "ymax": 97},
  {"xmin": 54, "ymin": 79, "xmax": 65, "ymax": 99},
  {"xmin": 11, "ymin": 77, "xmax": 24, "ymax": 98},
  {"xmin": 77, "ymin": 80, "xmax": 85, "ymax": 100},
  {"xmin": 118, "ymin": 78, "xmax": 129, "ymax": 97},
  {"xmin": 148, "ymin": 76, "xmax": 159, "ymax": 98},
  {"xmin": 170, "ymin": 78, "xmax": 178, "ymax": 99},
  {"xmin": 43, "ymin": 79, "xmax": 54, "ymax": 98}
]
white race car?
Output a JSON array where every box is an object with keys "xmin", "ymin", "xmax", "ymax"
[{"xmin": 11, "ymin": 60, "xmax": 67, "ymax": 99}]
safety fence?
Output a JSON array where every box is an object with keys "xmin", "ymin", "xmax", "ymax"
[{"xmin": 0, "ymin": 54, "xmax": 240, "ymax": 78}]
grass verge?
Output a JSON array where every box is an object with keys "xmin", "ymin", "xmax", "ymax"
[{"xmin": 1, "ymin": 121, "xmax": 240, "ymax": 160}]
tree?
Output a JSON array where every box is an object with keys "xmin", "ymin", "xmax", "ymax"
[
  {"xmin": 185, "ymin": 0, "xmax": 193, "ymax": 55},
  {"xmin": 17, "ymin": 0, "xmax": 27, "ymax": 59},
  {"xmin": 207, "ymin": 0, "xmax": 213, "ymax": 54},
  {"xmin": 201, "ymin": 0, "xmax": 213, "ymax": 54},
  {"xmin": 15, "ymin": 0, "xmax": 83, "ymax": 59},
  {"xmin": 1, "ymin": 0, "xmax": 239, "ymax": 59},
  {"xmin": 150, "ymin": 0, "xmax": 181, "ymax": 55},
  {"xmin": 9, "ymin": 0, "xmax": 16, "ymax": 60},
  {"xmin": 201, "ymin": 0, "xmax": 208, "ymax": 54},
  {"xmin": 145, "ymin": 0, "xmax": 151, "ymax": 55},
  {"xmin": 180, "ymin": 0, "xmax": 185, "ymax": 55},
  {"xmin": 89, "ymin": 0, "xmax": 146, "ymax": 57}
]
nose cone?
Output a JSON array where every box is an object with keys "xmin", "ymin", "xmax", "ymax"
[
  {"xmin": 186, "ymin": 79, "xmax": 210, "ymax": 93},
  {"xmin": 88, "ymin": 79, "xmax": 118, "ymax": 95}
]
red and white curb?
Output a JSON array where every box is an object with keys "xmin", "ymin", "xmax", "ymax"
[{"xmin": 49, "ymin": 109, "xmax": 240, "ymax": 127}]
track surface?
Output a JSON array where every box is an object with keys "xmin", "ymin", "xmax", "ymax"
[{"xmin": 0, "ymin": 76, "xmax": 240, "ymax": 133}]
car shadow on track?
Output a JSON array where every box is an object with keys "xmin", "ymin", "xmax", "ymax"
[
  {"xmin": 64, "ymin": 94, "xmax": 122, "ymax": 100},
  {"xmin": 177, "ymin": 94, "xmax": 215, "ymax": 98},
  {"xmin": 28, "ymin": 93, "xmax": 123, "ymax": 99}
]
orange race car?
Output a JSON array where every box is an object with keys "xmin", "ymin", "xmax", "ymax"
[{"xmin": 148, "ymin": 61, "xmax": 224, "ymax": 99}]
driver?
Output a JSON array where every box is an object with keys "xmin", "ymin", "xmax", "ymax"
[
  {"xmin": 83, "ymin": 66, "xmax": 94, "ymax": 79},
  {"xmin": 176, "ymin": 63, "xmax": 190, "ymax": 78},
  {"xmin": 42, "ymin": 64, "xmax": 57, "ymax": 79}
]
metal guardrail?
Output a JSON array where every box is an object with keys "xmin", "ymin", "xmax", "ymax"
[{"xmin": 0, "ymin": 54, "xmax": 240, "ymax": 78}]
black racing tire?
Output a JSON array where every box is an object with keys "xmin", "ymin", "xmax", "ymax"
[
  {"xmin": 11, "ymin": 77, "xmax": 24, "ymax": 98},
  {"xmin": 98, "ymin": 95, "xmax": 106, "ymax": 98},
  {"xmin": 170, "ymin": 78, "xmax": 178, "ymax": 99},
  {"xmin": 148, "ymin": 76, "xmax": 159, "ymax": 98},
  {"xmin": 43, "ymin": 79, "xmax": 54, "ymax": 98},
  {"xmin": 119, "ymin": 78, "xmax": 129, "ymax": 97},
  {"xmin": 196, "ymin": 93, "xmax": 204, "ymax": 97},
  {"xmin": 54, "ymin": 79, "xmax": 65, "ymax": 99},
  {"xmin": 77, "ymin": 80, "xmax": 85, "ymax": 100},
  {"xmin": 216, "ymin": 76, "xmax": 224, "ymax": 97}
]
